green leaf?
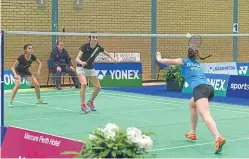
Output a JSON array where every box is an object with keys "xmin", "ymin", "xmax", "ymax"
[
  {"xmin": 99, "ymin": 149, "xmax": 111, "ymax": 158},
  {"xmin": 111, "ymin": 150, "xmax": 117, "ymax": 157}
]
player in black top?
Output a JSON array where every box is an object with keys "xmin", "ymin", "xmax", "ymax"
[
  {"xmin": 9, "ymin": 44, "xmax": 47, "ymax": 107},
  {"xmin": 75, "ymin": 34, "xmax": 116, "ymax": 113}
]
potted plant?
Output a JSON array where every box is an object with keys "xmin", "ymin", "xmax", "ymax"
[
  {"xmin": 162, "ymin": 65, "xmax": 184, "ymax": 92},
  {"xmin": 62, "ymin": 123, "xmax": 156, "ymax": 158}
]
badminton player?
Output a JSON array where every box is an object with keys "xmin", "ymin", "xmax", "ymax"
[
  {"xmin": 75, "ymin": 34, "xmax": 116, "ymax": 113},
  {"xmin": 155, "ymin": 46, "xmax": 226, "ymax": 154},
  {"xmin": 8, "ymin": 44, "xmax": 47, "ymax": 107}
]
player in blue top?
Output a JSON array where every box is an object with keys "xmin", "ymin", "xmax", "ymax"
[{"xmin": 156, "ymin": 46, "xmax": 226, "ymax": 154}]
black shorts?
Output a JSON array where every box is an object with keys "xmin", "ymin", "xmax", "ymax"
[
  {"xmin": 15, "ymin": 69, "xmax": 32, "ymax": 78},
  {"xmin": 193, "ymin": 84, "xmax": 214, "ymax": 102}
]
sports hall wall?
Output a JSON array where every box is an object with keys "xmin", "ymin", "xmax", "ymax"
[{"xmin": 1, "ymin": 0, "xmax": 249, "ymax": 85}]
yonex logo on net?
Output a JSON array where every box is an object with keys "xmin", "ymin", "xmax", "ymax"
[
  {"xmin": 230, "ymin": 83, "xmax": 249, "ymax": 91},
  {"xmin": 238, "ymin": 66, "xmax": 248, "ymax": 75}
]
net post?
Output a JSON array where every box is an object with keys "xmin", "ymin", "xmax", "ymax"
[
  {"xmin": 151, "ymin": 0, "xmax": 157, "ymax": 79},
  {"xmin": 233, "ymin": 0, "xmax": 238, "ymax": 62},
  {"xmin": 1, "ymin": 30, "xmax": 4, "ymax": 127},
  {"xmin": 52, "ymin": 0, "xmax": 58, "ymax": 49}
]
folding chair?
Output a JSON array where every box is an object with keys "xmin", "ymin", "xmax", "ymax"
[{"xmin": 46, "ymin": 59, "xmax": 72, "ymax": 88}]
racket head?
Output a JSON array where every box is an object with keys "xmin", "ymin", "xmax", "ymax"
[{"xmin": 188, "ymin": 34, "xmax": 202, "ymax": 48}]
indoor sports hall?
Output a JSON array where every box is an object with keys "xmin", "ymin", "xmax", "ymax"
[{"xmin": 1, "ymin": 0, "xmax": 249, "ymax": 158}]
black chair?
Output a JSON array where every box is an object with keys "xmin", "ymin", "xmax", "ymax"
[{"xmin": 46, "ymin": 59, "xmax": 72, "ymax": 88}]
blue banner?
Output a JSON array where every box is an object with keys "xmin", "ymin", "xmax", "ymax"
[{"xmin": 226, "ymin": 75, "xmax": 249, "ymax": 98}]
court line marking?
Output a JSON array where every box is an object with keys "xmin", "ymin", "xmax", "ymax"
[
  {"xmin": 4, "ymin": 93, "xmax": 249, "ymax": 126},
  {"xmin": 4, "ymin": 99, "xmax": 180, "ymax": 123},
  {"xmin": 5, "ymin": 89, "xmax": 249, "ymax": 111},
  {"xmin": 6, "ymin": 90, "xmax": 249, "ymax": 113},
  {"xmin": 4, "ymin": 98, "xmax": 249, "ymax": 125},
  {"xmin": 149, "ymin": 137, "xmax": 249, "ymax": 152},
  {"xmin": 5, "ymin": 92, "xmax": 249, "ymax": 116}
]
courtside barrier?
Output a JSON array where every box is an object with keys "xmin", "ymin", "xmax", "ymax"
[
  {"xmin": 2, "ymin": 69, "xmax": 31, "ymax": 90},
  {"xmin": 182, "ymin": 73, "xmax": 249, "ymax": 99},
  {"xmin": 226, "ymin": 75, "xmax": 249, "ymax": 98},
  {"xmin": 1, "ymin": 126, "xmax": 83, "ymax": 158},
  {"xmin": 182, "ymin": 73, "xmax": 230, "ymax": 97},
  {"xmin": 201, "ymin": 62, "xmax": 249, "ymax": 76},
  {"xmin": 91, "ymin": 62, "xmax": 143, "ymax": 87}
]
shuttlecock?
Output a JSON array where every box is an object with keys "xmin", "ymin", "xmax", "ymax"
[{"xmin": 186, "ymin": 33, "xmax": 191, "ymax": 38}]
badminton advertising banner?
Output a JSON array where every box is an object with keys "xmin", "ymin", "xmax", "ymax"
[
  {"xmin": 1, "ymin": 126, "xmax": 84, "ymax": 158},
  {"xmin": 202, "ymin": 62, "xmax": 238, "ymax": 75},
  {"xmin": 226, "ymin": 75, "xmax": 249, "ymax": 98},
  {"xmin": 182, "ymin": 73, "xmax": 230, "ymax": 96},
  {"xmin": 92, "ymin": 62, "xmax": 142, "ymax": 87},
  {"xmin": 3, "ymin": 69, "xmax": 31, "ymax": 90}
]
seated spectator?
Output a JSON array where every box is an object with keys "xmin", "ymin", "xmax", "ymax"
[{"xmin": 50, "ymin": 40, "xmax": 80, "ymax": 90}]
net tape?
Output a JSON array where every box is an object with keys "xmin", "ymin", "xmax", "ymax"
[{"xmin": 2, "ymin": 30, "xmax": 249, "ymax": 37}]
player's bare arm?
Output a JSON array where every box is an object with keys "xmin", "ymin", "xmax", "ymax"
[
  {"xmin": 11, "ymin": 60, "xmax": 19, "ymax": 78},
  {"xmin": 35, "ymin": 58, "xmax": 42, "ymax": 75},
  {"xmin": 102, "ymin": 50, "xmax": 116, "ymax": 62},
  {"xmin": 76, "ymin": 50, "xmax": 86, "ymax": 66},
  {"xmin": 156, "ymin": 51, "xmax": 183, "ymax": 65}
]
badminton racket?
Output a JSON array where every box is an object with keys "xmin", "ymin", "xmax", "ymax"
[
  {"xmin": 188, "ymin": 34, "xmax": 212, "ymax": 60},
  {"xmin": 82, "ymin": 47, "xmax": 99, "ymax": 67}
]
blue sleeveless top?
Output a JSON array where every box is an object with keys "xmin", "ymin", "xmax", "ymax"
[{"xmin": 181, "ymin": 58, "xmax": 208, "ymax": 89}]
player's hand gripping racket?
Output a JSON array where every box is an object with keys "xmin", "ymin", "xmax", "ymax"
[
  {"xmin": 82, "ymin": 47, "xmax": 99, "ymax": 67},
  {"xmin": 188, "ymin": 34, "xmax": 212, "ymax": 60}
]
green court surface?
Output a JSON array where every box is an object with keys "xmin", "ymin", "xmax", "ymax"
[{"xmin": 4, "ymin": 88, "xmax": 249, "ymax": 158}]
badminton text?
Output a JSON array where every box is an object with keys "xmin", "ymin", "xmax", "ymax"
[
  {"xmin": 110, "ymin": 70, "xmax": 139, "ymax": 80},
  {"xmin": 24, "ymin": 132, "xmax": 61, "ymax": 147}
]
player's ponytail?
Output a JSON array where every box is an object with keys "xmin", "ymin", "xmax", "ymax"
[{"xmin": 188, "ymin": 46, "xmax": 198, "ymax": 60}]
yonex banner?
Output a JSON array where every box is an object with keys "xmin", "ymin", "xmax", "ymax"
[
  {"xmin": 1, "ymin": 126, "xmax": 84, "ymax": 158},
  {"xmin": 2, "ymin": 69, "xmax": 31, "ymax": 90},
  {"xmin": 205, "ymin": 73, "xmax": 230, "ymax": 96},
  {"xmin": 202, "ymin": 62, "xmax": 238, "ymax": 75},
  {"xmin": 92, "ymin": 62, "xmax": 142, "ymax": 87},
  {"xmin": 236, "ymin": 62, "xmax": 249, "ymax": 76},
  {"xmin": 182, "ymin": 73, "xmax": 230, "ymax": 97},
  {"xmin": 226, "ymin": 75, "xmax": 249, "ymax": 98}
]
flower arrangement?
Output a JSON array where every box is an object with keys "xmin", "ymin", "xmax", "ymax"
[{"xmin": 62, "ymin": 123, "xmax": 155, "ymax": 158}]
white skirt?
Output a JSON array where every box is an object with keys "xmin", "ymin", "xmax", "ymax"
[{"xmin": 76, "ymin": 67, "xmax": 97, "ymax": 77}]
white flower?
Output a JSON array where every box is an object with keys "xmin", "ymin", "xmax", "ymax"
[
  {"xmin": 89, "ymin": 134, "xmax": 97, "ymax": 140},
  {"xmin": 104, "ymin": 123, "xmax": 119, "ymax": 132},
  {"xmin": 127, "ymin": 127, "xmax": 143, "ymax": 140},
  {"xmin": 92, "ymin": 123, "xmax": 119, "ymax": 140},
  {"xmin": 126, "ymin": 127, "xmax": 153, "ymax": 151},
  {"xmin": 102, "ymin": 123, "xmax": 119, "ymax": 140},
  {"xmin": 140, "ymin": 135, "xmax": 153, "ymax": 150}
]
